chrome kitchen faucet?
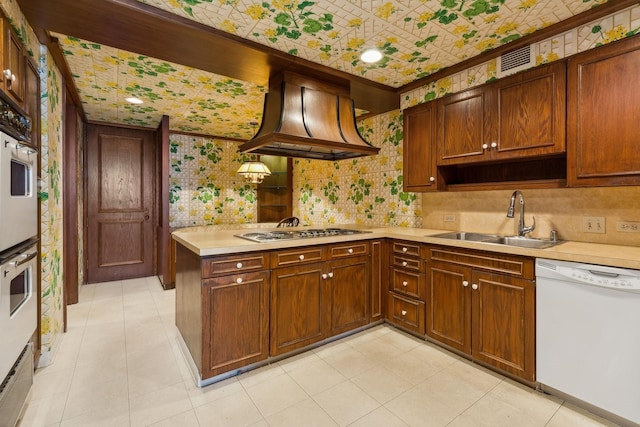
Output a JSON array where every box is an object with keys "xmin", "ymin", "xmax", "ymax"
[{"xmin": 507, "ymin": 190, "xmax": 535, "ymax": 237}]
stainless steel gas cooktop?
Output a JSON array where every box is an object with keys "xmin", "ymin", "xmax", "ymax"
[{"xmin": 235, "ymin": 228, "xmax": 371, "ymax": 243}]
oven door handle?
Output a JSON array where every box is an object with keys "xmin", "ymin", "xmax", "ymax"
[{"xmin": 12, "ymin": 251, "xmax": 37, "ymax": 267}]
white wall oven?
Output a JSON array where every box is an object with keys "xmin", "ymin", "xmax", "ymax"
[
  {"xmin": 0, "ymin": 241, "xmax": 37, "ymax": 426},
  {"xmin": 0, "ymin": 129, "xmax": 37, "ymax": 254}
]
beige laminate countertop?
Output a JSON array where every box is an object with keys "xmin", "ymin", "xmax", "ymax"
[{"xmin": 172, "ymin": 225, "xmax": 640, "ymax": 270}]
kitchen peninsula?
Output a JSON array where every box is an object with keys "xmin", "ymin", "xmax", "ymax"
[{"xmin": 173, "ymin": 225, "xmax": 640, "ymax": 388}]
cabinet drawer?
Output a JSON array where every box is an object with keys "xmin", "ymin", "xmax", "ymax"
[
  {"xmin": 428, "ymin": 246, "xmax": 534, "ymax": 279},
  {"xmin": 329, "ymin": 241, "xmax": 369, "ymax": 259},
  {"xmin": 391, "ymin": 268, "xmax": 425, "ymax": 300},
  {"xmin": 202, "ymin": 253, "xmax": 269, "ymax": 278},
  {"xmin": 271, "ymin": 246, "xmax": 325, "ymax": 268},
  {"xmin": 388, "ymin": 293, "xmax": 425, "ymax": 335},
  {"xmin": 202, "ymin": 270, "xmax": 271, "ymax": 288},
  {"xmin": 392, "ymin": 241, "xmax": 421, "ymax": 257},
  {"xmin": 391, "ymin": 255, "xmax": 424, "ymax": 272}
]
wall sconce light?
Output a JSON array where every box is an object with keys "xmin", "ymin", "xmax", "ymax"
[{"xmin": 237, "ymin": 161, "xmax": 271, "ymax": 184}]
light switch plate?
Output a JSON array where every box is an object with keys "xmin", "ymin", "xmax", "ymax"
[{"xmin": 582, "ymin": 216, "xmax": 605, "ymax": 234}]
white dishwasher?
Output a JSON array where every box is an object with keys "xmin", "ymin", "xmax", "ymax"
[{"xmin": 536, "ymin": 258, "xmax": 640, "ymax": 426}]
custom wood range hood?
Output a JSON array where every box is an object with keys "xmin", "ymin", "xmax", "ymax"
[{"xmin": 239, "ymin": 71, "xmax": 380, "ymax": 161}]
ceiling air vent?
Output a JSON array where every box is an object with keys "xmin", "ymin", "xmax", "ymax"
[{"xmin": 496, "ymin": 45, "xmax": 534, "ymax": 78}]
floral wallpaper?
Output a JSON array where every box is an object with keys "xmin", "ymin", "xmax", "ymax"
[
  {"xmin": 0, "ymin": 0, "xmax": 66, "ymax": 367},
  {"xmin": 169, "ymin": 134, "xmax": 261, "ymax": 227},
  {"xmin": 292, "ymin": 111, "xmax": 422, "ymax": 227},
  {"xmin": 402, "ymin": 3, "xmax": 640, "ymax": 106},
  {"xmin": 138, "ymin": 0, "xmax": 608, "ymax": 87}
]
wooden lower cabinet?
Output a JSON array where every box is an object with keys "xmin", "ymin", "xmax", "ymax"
[
  {"xmin": 327, "ymin": 256, "xmax": 369, "ymax": 336},
  {"xmin": 270, "ymin": 262, "xmax": 327, "ymax": 356},
  {"xmin": 202, "ymin": 271, "xmax": 270, "ymax": 378},
  {"xmin": 426, "ymin": 247, "xmax": 536, "ymax": 382}
]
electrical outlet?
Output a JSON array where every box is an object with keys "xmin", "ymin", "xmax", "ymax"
[
  {"xmin": 443, "ymin": 214, "xmax": 456, "ymax": 223},
  {"xmin": 616, "ymin": 221, "xmax": 640, "ymax": 233},
  {"xmin": 582, "ymin": 216, "xmax": 605, "ymax": 234}
]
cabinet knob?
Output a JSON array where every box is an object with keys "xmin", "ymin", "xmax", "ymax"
[
  {"xmin": 402, "ymin": 247, "xmax": 407, "ymax": 253},
  {"xmin": 402, "ymin": 261, "xmax": 408, "ymax": 267},
  {"xmin": 3, "ymin": 69, "xmax": 11, "ymax": 80},
  {"xmin": 322, "ymin": 273, "xmax": 328, "ymax": 279},
  {"xmin": 429, "ymin": 176, "xmax": 435, "ymax": 182},
  {"xmin": 236, "ymin": 262, "xmax": 243, "ymax": 269},
  {"xmin": 401, "ymin": 310, "xmax": 407, "ymax": 316},
  {"xmin": 482, "ymin": 143, "xmax": 488, "ymax": 150},
  {"xmin": 490, "ymin": 142, "xmax": 498, "ymax": 148},
  {"xmin": 299, "ymin": 255, "xmax": 305, "ymax": 261},
  {"xmin": 472, "ymin": 284, "xmax": 478, "ymax": 290},
  {"xmin": 236, "ymin": 278, "xmax": 243, "ymax": 284},
  {"xmin": 348, "ymin": 248, "xmax": 353, "ymax": 254},
  {"xmin": 402, "ymin": 281, "xmax": 408, "ymax": 287},
  {"xmin": 328, "ymin": 272, "xmax": 333, "ymax": 278},
  {"xmin": 462, "ymin": 280, "xmax": 469, "ymax": 287}
]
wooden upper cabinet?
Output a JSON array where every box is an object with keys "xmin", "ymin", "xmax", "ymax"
[
  {"xmin": 567, "ymin": 35, "xmax": 640, "ymax": 187},
  {"xmin": 24, "ymin": 57, "xmax": 39, "ymax": 147},
  {"xmin": 493, "ymin": 60, "xmax": 566, "ymax": 159},
  {"xmin": 437, "ymin": 61, "xmax": 566, "ymax": 166},
  {"xmin": 0, "ymin": 18, "xmax": 25, "ymax": 107},
  {"xmin": 403, "ymin": 101, "xmax": 438, "ymax": 191},
  {"xmin": 438, "ymin": 86, "xmax": 489, "ymax": 165}
]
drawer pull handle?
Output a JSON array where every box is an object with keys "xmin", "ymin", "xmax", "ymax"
[
  {"xmin": 299, "ymin": 255, "xmax": 305, "ymax": 261},
  {"xmin": 472, "ymin": 284, "xmax": 478, "ymax": 290},
  {"xmin": 236, "ymin": 278, "xmax": 243, "ymax": 284},
  {"xmin": 348, "ymin": 248, "xmax": 353, "ymax": 254},
  {"xmin": 402, "ymin": 281, "xmax": 408, "ymax": 287},
  {"xmin": 462, "ymin": 280, "xmax": 469, "ymax": 287},
  {"xmin": 322, "ymin": 273, "xmax": 328, "ymax": 279},
  {"xmin": 401, "ymin": 310, "xmax": 407, "ymax": 316},
  {"xmin": 236, "ymin": 262, "xmax": 243, "ymax": 269},
  {"xmin": 402, "ymin": 247, "xmax": 407, "ymax": 253},
  {"xmin": 402, "ymin": 261, "xmax": 408, "ymax": 267}
]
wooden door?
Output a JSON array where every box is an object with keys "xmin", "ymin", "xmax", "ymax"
[
  {"xmin": 567, "ymin": 36, "xmax": 640, "ymax": 186},
  {"xmin": 471, "ymin": 271, "xmax": 535, "ymax": 381},
  {"xmin": 202, "ymin": 271, "xmax": 270, "ymax": 378},
  {"xmin": 403, "ymin": 102, "xmax": 438, "ymax": 191},
  {"xmin": 86, "ymin": 124, "xmax": 156, "ymax": 283},
  {"xmin": 327, "ymin": 256, "xmax": 369, "ymax": 336},
  {"xmin": 427, "ymin": 261, "xmax": 471, "ymax": 353},
  {"xmin": 437, "ymin": 87, "xmax": 490, "ymax": 165},
  {"xmin": 270, "ymin": 263, "xmax": 327, "ymax": 356},
  {"xmin": 493, "ymin": 61, "xmax": 566, "ymax": 160}
]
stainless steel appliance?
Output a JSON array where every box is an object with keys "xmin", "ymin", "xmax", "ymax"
[
  {"xmin": 536, "ymin": 259, "xmax": 640, "ymax": 426},
  {"xmin": 235, "ymin": 227, "xmax": 371, "ymax": 242},
  {"xmin": 0, "ymin": 97, "xmax": 36, "ymax": 254}
]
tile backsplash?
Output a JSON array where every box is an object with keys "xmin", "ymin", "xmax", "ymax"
[{"xmin": 422, "ymin": 187, "xmax": 640, "ymax": 247}]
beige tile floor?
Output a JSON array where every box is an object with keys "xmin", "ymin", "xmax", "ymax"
[{"xmin": 18, "ymin": 277, "xmax": 620, "ymax": 427}]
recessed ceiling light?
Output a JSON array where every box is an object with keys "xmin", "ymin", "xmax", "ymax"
[
  {"xmin": 360, "ymin": 48, "xmax": 383, "ymax": 64},
  {"xmin": 125, "ymin": 97, "xmax": 143, "ymax": 104}
]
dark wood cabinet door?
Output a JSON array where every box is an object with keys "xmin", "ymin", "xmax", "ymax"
[
  {"xmin": 327, "ymin": 256, "xmax": 369, "ymax": 336},
  {"xmin": 493, "ymin": 61, "xmax": 566, "ymax": 159},
  {"xmin": 2, "ymin": 23, "xmax": 24, "ymax": 106},
  {"xmin": 270, "ymin": 263, "xmax": 327, "ymax": 356},
  {"xmin": 426, "ymin": 261, "xmax": 471, "ymax": 354},
  {"xmin": 568, "ymin": 36, "xmax": 640, "ymax": 186},
  {"xmin": 471, "ymin": 271, "xmax": 535, "ymax": 382},
  {"xmin": 369, "ymin": 240, "xmax": 386, "ymax": 322},
  {"xmin": 202, "ymin": 271, "xmax": 270, "ymax": 378},
  {"xmin": 24, "ymin": 57, "xmax": 39, "ymax": 148},
  {"xmin": 438, "ymin": 87, "xmax": 490, "ymax": 165},
  {"xmin": 403, "ymin": 102, "xmax": 437, "ymax": 191}
]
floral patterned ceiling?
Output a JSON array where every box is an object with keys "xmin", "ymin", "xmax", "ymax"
[{"xmin": 55, "ymin": 0, "xmax": 610, "ymax": 138}]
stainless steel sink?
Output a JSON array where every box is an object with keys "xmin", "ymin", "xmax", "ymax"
[
  {"xmin": 481, "ymin": 236, "xmax": 561, "ymax": 249},
  {"xmin": 431, "ymin": 231, "xmax": 562, "ymax": 249},
  {"xmin": 431, "ymin": 231, "xmax": 498, "ymax": 241}
]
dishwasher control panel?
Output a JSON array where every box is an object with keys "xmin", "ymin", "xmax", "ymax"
[{"xmin": 536, "ymin": 259, "xmax": 640, "ymax": 292}]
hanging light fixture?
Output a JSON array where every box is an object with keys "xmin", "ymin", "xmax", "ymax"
[{"xmin": 237, "ymin": 161, "xmax": 271, "ymax": 184}]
